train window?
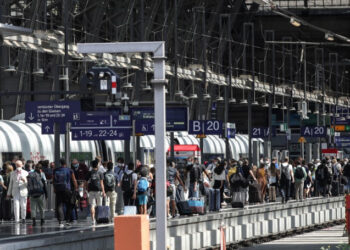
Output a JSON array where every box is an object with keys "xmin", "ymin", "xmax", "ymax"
[{"xmin": 2, "ymin": 152, "xmax": 22, "ymax": 162}]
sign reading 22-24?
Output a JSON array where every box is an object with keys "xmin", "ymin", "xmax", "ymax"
[
  {"xmin": 301, "ymin": 126, "xmax": 327, "ymax": 137},
  {"xmin": 189, "ymin": 120, "xmax": 222, "ymax": 135}
]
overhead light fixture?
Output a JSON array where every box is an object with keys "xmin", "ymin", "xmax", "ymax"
[
  {"xmin": 272, "ymin": 104, "xmax": 279, "ymax": 109},
  {"xmin": 122, "ymin": 82, "xmax": 133, "ymax": 89},
  {"xmin": 281, "ymin": 106, "xmax": 288, "ymax": 110},
  {"xmin": 289, "ymin": 106, "xmax": 296, "ymax": 111},
  {"xmin": 121, "ymin": 93, "xmax": 129, "ymax": 101},
  {"xmin": 229, "ymin": 98, "xmax": 236, "ymax": 104},
  {"xmin": 33, "ymin": 68, "xmax": 44, "ymax": 76},
  {"xmin": 203, "ymin": 93, "xmax": 211, "ymax": 100},
  {"xmin": 313, "ymin": 110, "xmax": 319, "ymax": 115},
  {"xmin": 262, "ymin": 103, "xmax": 269, "ymax": 108},
  {"xmin": 346, "ymin": 115, "xmax": 350, "ymax": 119},
  {"xmin": 290, "ymin": 17, "xmax": 301, "ymax": 27},
  {"xmin": 339, "ymin": 116, "xmax": 346, "ymax": 121},
  {"xmin": 325, "ymin": 33, "xmax": 334, "ymax": 41},
  {"xmin": 216, "ymin": 96, "xmax": 224, "ymax": 102},
  {"xmin": 240, "ymin": 99, "xmax": 248, "ymax": 104},
  {"xmin": 175, "ymin": 90, "xmax": 184, "ymax": 97},
  {"xmin": 307, "ymin": 109, "xmax": 312, "ymax": 114},
  {"xmin": 142, "ymin": 85, "xmax": 152, "ymax": 91},
  {"xmin": 189, "ymin": 93, "xmax": 198, "ymax": 99},
  {"xmin": 4, "ymin": 65, "xmax": 16, "ymax": 72},
  {"xmin": 334, "ymin": 113, "xmax": 340, "ymax": 118},
  {"xmin": 252, "ymin": 101, "xmax": 259, "ymax": 106}
]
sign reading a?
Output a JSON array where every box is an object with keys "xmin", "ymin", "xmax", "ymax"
[
  {"xmin": 301, "ymin": 126, "xmax": 327, "ymax": 137},
  {"xmin": 25, "ymin": 101, "xmax": 81, "ymax": 123}
]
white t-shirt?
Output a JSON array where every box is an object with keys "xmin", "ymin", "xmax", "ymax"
[
  {"xmin": 281, "ymin": 163, "xmax": 293, "ymax": 180},
  {"xmin": 213, "ymin": 169, "xmax": 226, "ymax": 181}
]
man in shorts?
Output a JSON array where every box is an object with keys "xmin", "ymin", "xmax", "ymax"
[{"xmin": 85, "ymin": 160, "xmax": 105, "ymax": 225}]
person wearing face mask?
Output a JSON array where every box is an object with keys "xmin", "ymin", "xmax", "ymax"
[
  {"xmin": 7, "ymin": 160, "xmax": 29, "ymax": 223},
  {"xmin": 71, "ymin": 159, "xmax": 89, "ymax": 183}
]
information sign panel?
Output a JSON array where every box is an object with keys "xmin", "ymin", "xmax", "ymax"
[{"xmin": 25, "ymin": 101, "xmax": 81, "ymax": 123}]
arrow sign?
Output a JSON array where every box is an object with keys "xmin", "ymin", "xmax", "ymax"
[
  {"xmin": 25, "ymin": 100, "xmax": 81, "ymax": 123},
  {"xmin": 41, "ymin": 122, "xmax": 66, "ymax": 134}
]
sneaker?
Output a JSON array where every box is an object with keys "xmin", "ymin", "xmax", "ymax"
[
  {"xmin": 91, "ymin": 220, "xmax": 96, "ymax": 226},
  {"xmin": 21, "ymin": 219, "xmax": 26, "ymax": 224},
  {"xmin": 59, "ymin": 223, "xmax": 64, "ymax": 228},
  {"xmin": 65, "ymin": 222, "xmax": 71, "ymax": 227}
]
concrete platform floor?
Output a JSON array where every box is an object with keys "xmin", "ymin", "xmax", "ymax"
[{"xmin": 243, "ymin": 225, "xmax": 349, "ymax": 250}]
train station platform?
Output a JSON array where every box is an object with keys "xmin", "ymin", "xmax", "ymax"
[{"xmin": 0, "ymin": 196, "xmax": 345, "ymax": 250}]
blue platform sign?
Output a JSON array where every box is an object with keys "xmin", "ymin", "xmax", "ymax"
[
  {"xmin": 252, "ymin": 127, "xmax": 275, "ymax": 138},
  {"xmin": 25, "ymin": 101, "xmax": 81, "ymax": 123},
  {"xmin": 227, "ymin": 128, "xmax": 236, "ymax": 139},
  {"xmin": 135, "ymin": 120, "xmax": 155, "ymax": 135},
  {"xmin": 71, "ymin": 128, "xmax": 131, "ymax": 141},
  {"xmin": 189, "ymin": 120, "xmax": 223, "ymax": 135},
  {"xmin": 41, "ymin": 122, "xmax": 66, "ymax": 134},
  {"xmin": 71, "ymin": 110, "xmax": 132, "ymax": 140},
  {"xmin": 132, "ymin": 107, "xmax": 188, "ymax": 132},
  {"xmin": 301, "ymin": 126, "xmax": 327, "ymax": 137}
]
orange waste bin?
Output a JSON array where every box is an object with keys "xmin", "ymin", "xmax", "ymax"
[{"xmin": 114, "ymin": 215, "xmax": 150, "ymax": 250}]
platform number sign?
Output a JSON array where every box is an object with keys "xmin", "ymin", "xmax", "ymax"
[
  {"xmin": 189, "ymin": 120, "xmax": 223, "ymax": 135},
  {"xmin": 252, "ymin": 127, "xmax": 275, "ymax": 138},
  {"xmin": 301, "ymin": 126, "xmax": 327, "ymax": 137}
]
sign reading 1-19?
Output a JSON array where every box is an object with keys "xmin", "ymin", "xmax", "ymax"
[{"xmin": 72, "ymin": 128, "xmax": 131, "ymax": 140}]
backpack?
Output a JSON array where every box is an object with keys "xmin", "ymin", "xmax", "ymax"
[
  {"xmin": 89, "ymin": 171, "xmax": 101, "ymax": 191},
  {"xmin": 316, "ymin": 166, "xmax": 325, "ymax": 181},
  {"xmin": 121, "ymin": 172, "xmax": 133, "ymax": 192},
  {"xmin": 344, "ymin": 164, "xmax": 350, "ymax": 178},
  {"xmin": 190, "ymin": 165, "xmax": 201, "ymax": 182},
  {"xmin": 104, "ymin": 172, "xmax": 115, "ymax": 192},
  {"xmin": 28, "ymin": 172, "xmax": 44, "ymax": 197},
  {"xmin": 54, "ymin": 168, "xmax": 70, "ymax": 192},
  {"xmin": 295, "ymin": 167, "xmax": 304, "ymax": 180},
  {"xmin": 137, "ymin": 177, "xmax": 148, "ymax": 193}
]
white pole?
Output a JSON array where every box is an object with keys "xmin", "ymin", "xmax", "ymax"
[{"xmin": 77, "ymin": 41, "xmax": 168, "ymax": 250}]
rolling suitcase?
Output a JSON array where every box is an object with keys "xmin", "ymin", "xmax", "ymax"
[
  {"xmin": 331, "ymin": 181, "xmax": 340, "ymax": 196},
  {"xmin": 187, "ymin": 197, "xmax": 205, "ymax": 215},
  {"xmin": 96, "ymin": 205, "xmax": 110, "ymax": 223},
  {"xmin": 249, "ymin": 182, "xmax": 262, "ymax": 203},
  {"xmin": 177, "ymin": 201, "xmax": 192, "ymax": 216},
  {"xmin": 209, "ymin": 188, "xmax": 220, "ymax": 211},
  {"xmin": 231, "ymin": 187, "xmax": 246, "ymax": 208}
]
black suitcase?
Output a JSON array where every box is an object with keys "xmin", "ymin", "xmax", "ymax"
[
  {"xmin": 231, "ymin": 188, "xmax": 246, "ymax": 208},
  {"xmin": 96, "ymin": 205, "xmax": 110, "ymax": 223},
  {"xmin": 249, "ymin": 182, "xmax": 262, "ymax": 203},
  {"xmin": 177, "ymin": 201, "xmax": 192, "ymax": 215}
]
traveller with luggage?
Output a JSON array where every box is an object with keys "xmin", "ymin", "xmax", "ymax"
[
  {"xmin": 294, "ymin": 161, "xmax": 307, "ymax": 202},
  {"xmin": 167, "ymin": 160, "xmax": 186, "ymax": 217},
  {"xmin": 280, "ymin": 157, "xmax": 294, "ymax": 203},
  {"xmin": 104, "ymin": 162, "xmax": 117, "ymax": 221},
  {"xmin": 137, "ymin": 170, "xmax": 149, "ymax": 215},
  {"xmin": 53, "ymin": 158, "xmax": 78, "ymax": 228},
  {"xmin": 85, "ymin": 160, "xmax": 106, "ymax": 225},
  {"xmin": 27, "ymin": 163, "xmax": 47, "ymax": 226},
  {"xmin": 212, "ymin": 161, "xmax": 226, "ymax": 209}
]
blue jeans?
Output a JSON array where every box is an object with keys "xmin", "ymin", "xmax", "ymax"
[{"xmin": 189, "ymin": 183, "xmax": 199, "ymax": 198}]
